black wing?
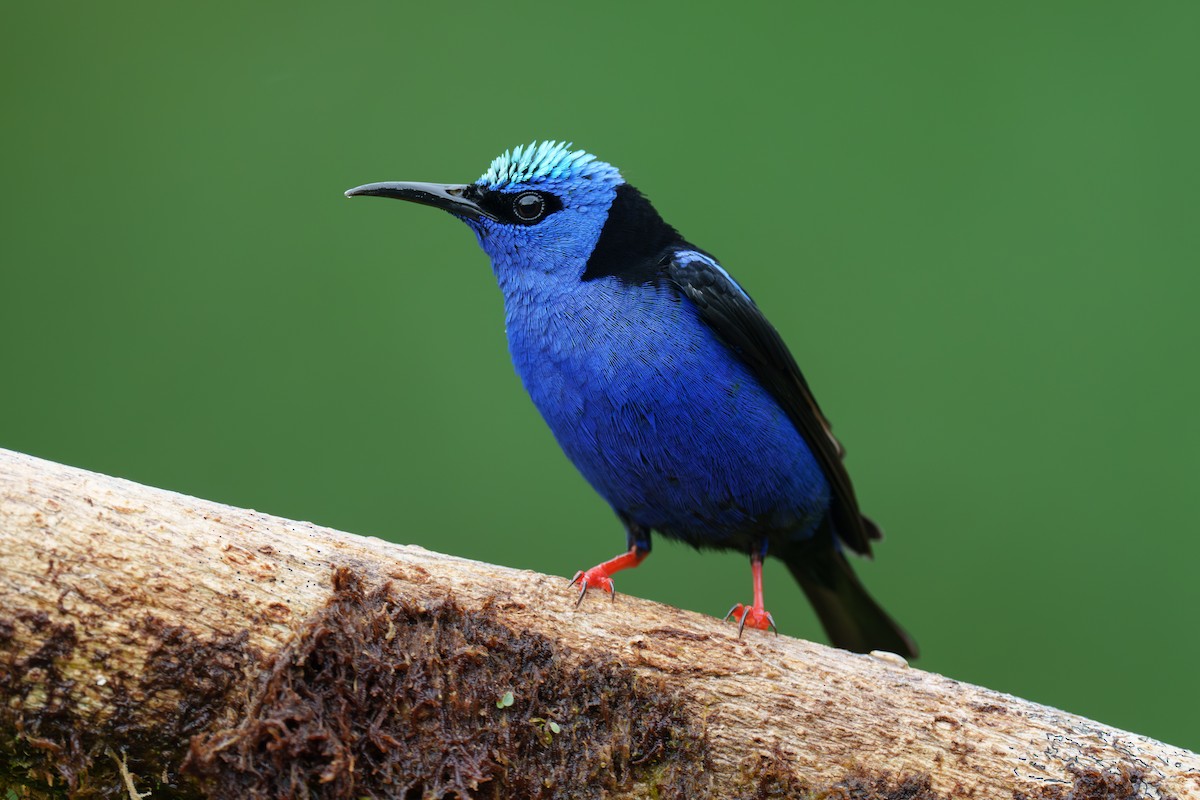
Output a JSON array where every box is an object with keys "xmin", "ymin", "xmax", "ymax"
[{"xmin": 666, "ymin": 251, "xmax": 881, "ymax": 556}]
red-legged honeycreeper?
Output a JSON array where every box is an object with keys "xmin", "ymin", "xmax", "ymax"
[{"xmin": 346, "ymin": 141, "xmax": 916, "ymax": 657}]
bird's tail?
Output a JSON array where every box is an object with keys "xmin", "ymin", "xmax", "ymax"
[{"xmin": 781, "ymin": 528, "xmax": 918, "ymax": 659}]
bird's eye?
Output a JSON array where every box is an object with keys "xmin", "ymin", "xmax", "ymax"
[{"xmin": 513, "ymin": 192, "xmax": 546, "ymax": 222}]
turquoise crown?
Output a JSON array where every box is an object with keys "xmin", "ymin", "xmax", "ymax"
[{"xmin": 477, "ymin": 140, "xmax": 621, "ymax": 190}]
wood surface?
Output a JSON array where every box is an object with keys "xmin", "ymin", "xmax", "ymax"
[{"xmin": 2, "ymin": 447, "xmax": 1197, "ymax": 798}]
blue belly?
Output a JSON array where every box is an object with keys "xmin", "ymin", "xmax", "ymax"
[{"xmin": 504, "ymin": 278, "xmax": 830, "ymax": 549}]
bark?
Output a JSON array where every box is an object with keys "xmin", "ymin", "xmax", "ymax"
[{"xmin": 1, "ymin": 447, "xmax": 1197, "ymax": 799}]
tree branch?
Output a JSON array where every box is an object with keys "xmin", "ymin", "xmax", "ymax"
[{"xmin": 1, "ymin": 447, "xmax": 1197, "ymax": 799}]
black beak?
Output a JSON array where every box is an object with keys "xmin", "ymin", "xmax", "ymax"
[{"xmin": 343, "ymin": 181, "xmax": 494, "ymax": 221}]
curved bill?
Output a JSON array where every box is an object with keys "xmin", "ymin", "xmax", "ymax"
[{"xmin": 343, "ymin": 181, "xmax": 494, "ymax": 221}]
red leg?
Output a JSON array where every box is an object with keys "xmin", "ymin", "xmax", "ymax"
[
  {"xmin": 723, "ymin": 551, "xmax": 777, "ymax": 635},
  {"xmin": 569, "ymin": 546, "xmax": 648, "ymax": 606}
]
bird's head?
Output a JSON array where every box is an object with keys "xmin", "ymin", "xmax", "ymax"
[{"xmin": 346, "ymin": 141, "xmax": 627, "ymax": 278}]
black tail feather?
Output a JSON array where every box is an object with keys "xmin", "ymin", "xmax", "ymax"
[{"xmin": 781, "ymin": 530, "xmax": 918, "ymax": 659}]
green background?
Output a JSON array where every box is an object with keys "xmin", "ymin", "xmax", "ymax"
[{"xmin": 3, "ymin": 3, "xmax": 1197, "ymax": 751}]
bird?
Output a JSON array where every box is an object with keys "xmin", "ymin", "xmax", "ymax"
[{"xmin": 345, "ymin": 141, "xmax": 917, "ymax": 658}]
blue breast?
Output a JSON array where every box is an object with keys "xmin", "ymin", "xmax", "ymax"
[{"xmin": 502, "ymin": 273, "xmax": 830, "ymax": 549}]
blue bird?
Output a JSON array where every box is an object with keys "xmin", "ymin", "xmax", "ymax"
[{"xmin": 346, "ymin": 141, "xmax": 916, "ymax": 657}]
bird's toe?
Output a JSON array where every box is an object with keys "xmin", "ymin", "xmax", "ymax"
[
  {"xmin": 569, "ymin": 566, "xmax": 616, "ymax": 606},
  {"xmin": 723, "ymin": 603, "xmax": 777, "ymax": 636}
]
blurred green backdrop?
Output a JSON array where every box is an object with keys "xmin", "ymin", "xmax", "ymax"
[{"xmin": 2, "ymin": 2, "xmax": 1197, "ymax": 750}]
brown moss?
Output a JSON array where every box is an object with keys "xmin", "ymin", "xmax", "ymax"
[
  {"xmin": 733, "ymin": 746, "xmax": 812, "ymax": 799},
  {"xmin": 733, "ymin": 760, "xmax": 1178, "ymax": 800},
  {"xmin": 820, "ymin": 769, "xmax": 940, "ymax": 800},
  {"xmin": 1012, "ymin": 765, "xmax": 1179, "ymax": 800},
  {"xmin": 183, "ymin": 567, "xmax": 710, "ymax": 799},
  {"xmin": 735, "ymin": 751, "xmax": 942, "ymax": 800},
  {"xmin": 0, "ymin": 609, "xmax": 257, "ymax": 798}
]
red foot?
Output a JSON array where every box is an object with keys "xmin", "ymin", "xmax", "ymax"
[
  {"xmin": 724, "ymin": 604, "xmax": 777, "ymax": 635},
  {"xmin": 568, "ymin": 546, "xmax": 648, "ymax": 607},
  {"xmin": 725, "ymin": 552, "xmax": 777, "ymax": 636},
  {"xmin": 569, "ymin": 566, "xmax": 616, "ymax": 605}
]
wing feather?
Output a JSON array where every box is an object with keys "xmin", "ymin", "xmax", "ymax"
[{"xmin": 665, "ymin": 252, "xmax": 880, "ymax": 555}]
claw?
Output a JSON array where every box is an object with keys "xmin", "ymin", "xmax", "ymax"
[
  {"xmin": 571, "ymin": 567, "xmax": 616, "ymax": 607},
  {"xmin": 568, "ymin": 546, "xmax": 648, "ymax": 609},
  {"xmin": 724, "ymin": 549, "xmax": 777, "ymax": 636},
  {"xmin": 724, "ymin": 603, "xmax": 776, "ymax": 637}
]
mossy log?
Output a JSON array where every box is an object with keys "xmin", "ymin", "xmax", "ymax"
[{"xmin": 1, "ymin": 448, "xmax": 1197, "ymax": 799}]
